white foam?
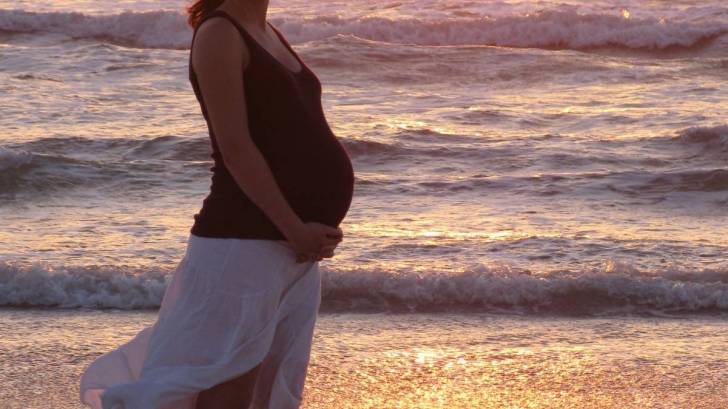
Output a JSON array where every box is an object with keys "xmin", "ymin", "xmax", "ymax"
[
  {"xmin": 278, "ymin": 11, "xmax": 727, "ymax": 50},
  {"xmin": 0, "ymin": 261, "xmax": 168, "ymax": 309},
  {"xmin": 321, "ymin": 263, "xmax": 728, "ymax": 313},
  {"xmin": 2, "ymin": 260, "xmax": 727, "ymax": 313},
  {"xmin": 0, "ymin": 9, "xmax": 191, "ymax": 49},
  {"xmin": 0, "ymin": 9, "xmax": 725, "ymax": 51}
]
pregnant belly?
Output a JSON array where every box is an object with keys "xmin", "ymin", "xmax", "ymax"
[{"xmin": 273, "ymin": 140, "xmax": 355, "ymax": 227}]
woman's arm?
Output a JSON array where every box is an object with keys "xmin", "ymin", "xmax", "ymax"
[{"xmin": 192, "ymin": 18, "xmax": 306, "ymax": 239}]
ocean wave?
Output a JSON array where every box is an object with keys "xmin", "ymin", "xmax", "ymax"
[
  {"xmin": 0, "ymin": 9, "xmax": 190, "ymax": 49},
  {"xmin": 390, "ymin": 167, "xmax": 728, "ymax": 197},
  {"xmin": 340, "ymin": 138, "xmax": 410, "ymax": 157},
  {"xmin": 2, "ymin": 260, "xmax": 728, "ymax": 314},
  {"xmin": 0, "ymin": 135, "xmax": 418, "ymax": 197},
  {"xmin": 6, "ymin": 128, "xmax": 728, "ymax": 199},
  {"xmin": 6, "ymin": 135, "xmax": 211, "ymax": 161},
  {"xmin": 0, "ymin": 137, "xmax": 211, "ymax": 197},
  {"xmin": 0, "ymin": 146, "xmax": 119, "ymax": 196},
  {"xmin": 0, "ymin": 135, "xmax": 445, "ymax": 197},
  {"xmin": 4, "ymin": 134, "xmax": 473, "ymax": 168},
  {"xmin": 278, "ymin": 11, "xmax": 727, "ymax": 51},
  {"xmin": 341, "ymin": 137, "xmax": 481, "ymax": 160},
  {"xmin": 676, "ymin": 125, "xmax": 728, "ymax": 151},
  {"xmin": 0, "ymin": 9, "xmax": 725, "ymax": 52},
  {"xmin": 526, "ymin": 167, "xmax": 728, "ymax": 196},
  {"xmin": 641, "ymin": 168, "xmax": 728, "ymax": 193},
  {"xmin": 0, "ymin": 261, "xmax": 167, "ymax": 309}
]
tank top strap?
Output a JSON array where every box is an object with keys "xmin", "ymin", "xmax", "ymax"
[
  {"xmin": 190, "ymin": 9, "xmax": 308, "ymax": 76},
  {"xmin": 210, "ymin": 10, "xmax": 256, "ymax": 44},
  {"xmin": 190, "ymin": 9, "xmax": 257, "ymax": 59},
  {"xmin": 189, "ymin": 10, "xmax": 256, "ymax": 80},
  {"xmin": 197, "ymin": 9, "xmax": 284, "ymax": 58}
]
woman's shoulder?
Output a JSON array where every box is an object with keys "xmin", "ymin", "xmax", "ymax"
[
  {"xmin": 193, "ymin": 14, "xmax": 241, "ymax": 48},
  {"xmin": 191, "ymin": 14, "xmax": 250, "ymax": 71}
]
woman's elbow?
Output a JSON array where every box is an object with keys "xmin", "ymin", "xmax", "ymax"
[{"xmin": 218, "ymin": 138, "xmax": 256, "ymax": 170}]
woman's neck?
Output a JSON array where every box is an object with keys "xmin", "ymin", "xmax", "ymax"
[{"xmin": 222, "ymin": 0, "xmax": 270, "ymax": 30}]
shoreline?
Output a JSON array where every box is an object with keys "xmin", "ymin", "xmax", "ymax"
[{"xmin": 2, "ymin": 309, "xmax": 727, "ymax": 408}]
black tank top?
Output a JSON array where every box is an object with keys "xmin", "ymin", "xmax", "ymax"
[{"xmin": 188, "ymin": 9, "xmax": 355, "ymax": 240}]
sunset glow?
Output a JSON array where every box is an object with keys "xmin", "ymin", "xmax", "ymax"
[{"xmin": 1, "ymin": 0, "xmax": 727, "ymax": 407}]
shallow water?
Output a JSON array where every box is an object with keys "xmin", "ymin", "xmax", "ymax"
[{"xmin": 1, "ymin": 309, "xmax": 727, "ymax": 408}]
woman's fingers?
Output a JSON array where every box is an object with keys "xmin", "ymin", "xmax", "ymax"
[
  {"xmin": 297, "ymin": 247, "xmax": 335, "ymax": 263},
  {"xmin": 325, "ymin": 226, "xmax": 343, "ymax": 239},
  {"xmin": 316, "ymin": 249, "xmax": 333, "ymax": 261},
  {"xmin": 296, "ymin": 227, "xmax": 341, "ymax": 262},
  {"xmin": 316, "ymin": 225, "xmax": 343, "ymax": 247},
  {"xmin": 297, "ymin": 251, "xmax": 329, "ymax": 263},
  {"xmin": 321, "ymin": 237, "xmax": 341, "ymax": 248},
  {"xmin": 318, "ymin": 243, "xmax": 337, "ymax": 255},
  {"xmin": 320, "ymin": 246, "xmax": 335, "ymax": 258},
  {"xmin": 296, "ymin": 252, "xmax": 316, "ymax": 263}
]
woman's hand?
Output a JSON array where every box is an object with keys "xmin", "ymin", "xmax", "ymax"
[
  {"xmin": 311, "ymin": 242, "xmax": 339, "ymax": 262},
  {"xmin": 285, "ymin": 222, "xmax": 343, "ymax": 263}
]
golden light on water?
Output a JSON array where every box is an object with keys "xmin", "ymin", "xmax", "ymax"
[{"xmin": 301, "ymin": 314, "xmax": 728, "ymax": 408}]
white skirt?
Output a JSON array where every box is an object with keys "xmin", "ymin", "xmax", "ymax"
[{"xmin": 79, "ymin": 234, "xmax": 321, "ymax": 409}]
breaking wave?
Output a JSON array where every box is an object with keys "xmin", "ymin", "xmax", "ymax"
[
  {"xmin": 2, "ymin": 260, "xmax": 728, "ymax": 315},
  {"xmin": 5, "ymin": 125, "xmax": 728, "ymax": 198},
  {"xmin": 0, "ymin": 137, "xmax": 211, "ymax": 196},
  {"xmin": 1, "ymin": 9, "xmax": 725, "ymax": 51},
  {"xmin": 676, "ymin": 125, "xmax": 728, "ymax": 151}
]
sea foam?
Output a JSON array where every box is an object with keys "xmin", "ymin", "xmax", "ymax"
[
  {"xmin": 0, "ymin": 9, "xmax": 725, "ymax": 51},
  {"xmin": 2, "ymin": 260, "xmax": 727, "ymax": 314}
]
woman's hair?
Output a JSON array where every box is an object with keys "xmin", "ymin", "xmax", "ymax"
[{"xmin": 187, "ymin": 0, "xmax": 225, "ymax": 29}]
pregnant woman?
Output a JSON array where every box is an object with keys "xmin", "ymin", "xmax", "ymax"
[{"xmin": 79, "ymin": 0, "xmax": 355, "ymax": 408}]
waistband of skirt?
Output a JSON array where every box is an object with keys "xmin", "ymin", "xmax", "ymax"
[{"xmin": 186, "ymin": 233, "xmax": 294, "ymax": 260}]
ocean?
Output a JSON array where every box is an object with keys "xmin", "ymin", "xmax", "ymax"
[{"xmin": 0, "ymin": 0, "xmax": 727, "ymax": 407}]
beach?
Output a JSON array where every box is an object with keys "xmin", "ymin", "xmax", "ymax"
[
  {"xmin": 2, "ymin": 309, "xmax": 728, "ymax": 408},
  {"xmin": 0, "ymin": 0, "xmax": 727, "ymax": 407}
]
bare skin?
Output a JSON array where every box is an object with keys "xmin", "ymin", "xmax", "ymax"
[{"xmin": 191, "ymin": 0, "xmax": 343, "ymax": 264}]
